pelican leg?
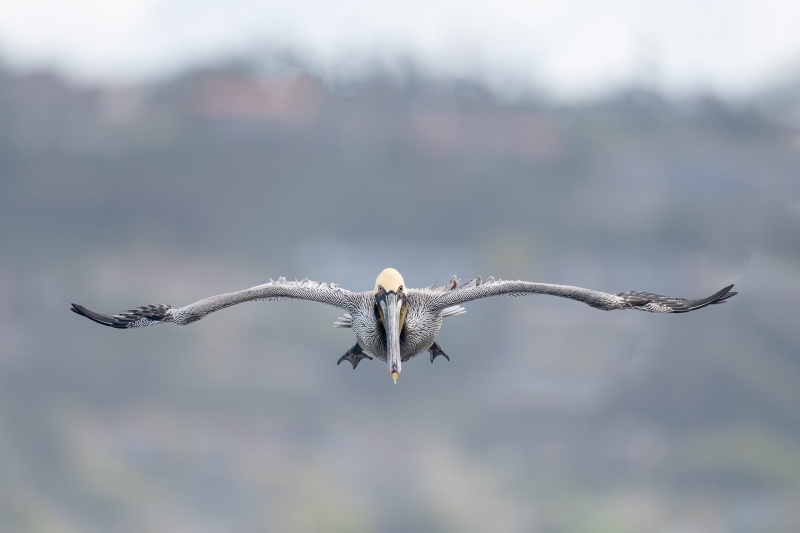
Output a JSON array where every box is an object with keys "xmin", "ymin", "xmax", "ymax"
[
  {"xmin": 428, "ymin": 342, "xmax": 451, "ymax": 363},
  {"xmin": 337, "ymin": 343, "xmax": 373, "ymax": 369}
]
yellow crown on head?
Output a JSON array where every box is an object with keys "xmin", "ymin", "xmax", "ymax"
[
  {"xmin": 375, "ymin": 268, "xmax": 405, "ymax": 294},
  {"xmin": 374, "ymin": 268, "xmax": 408, "ymax": 337}
]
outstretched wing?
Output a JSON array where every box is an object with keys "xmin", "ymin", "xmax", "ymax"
[
  {"xmin": 413, "ymin": 276, "xmax": 736, "ymax": 314},
  {"xmin": 71, "ymin": 277, "xmax": 361, "ymax": 329}
]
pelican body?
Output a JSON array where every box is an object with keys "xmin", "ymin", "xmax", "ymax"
[{"xmin": 71, "ymin": 268, "xmax": 736, "ymax": 383}]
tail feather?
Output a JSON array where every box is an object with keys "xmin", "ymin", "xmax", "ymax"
[
  {"xmin": 333, "ymin": 313, "xmax": 352, "ymax": 328},
  {"xmin": 440, "ymin": 305, "xmax": 466, "ymax": 318}
]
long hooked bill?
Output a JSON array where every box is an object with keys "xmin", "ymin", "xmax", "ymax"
[{"xmin": 381, "ymin": 292, "xmax": 403, "ymax": 383}]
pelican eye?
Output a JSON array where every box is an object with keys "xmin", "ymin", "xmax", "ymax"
[
  {"xmin": 378, "ymin": 285, "xmax": 384, "ymax": 292},
  {"xmin": 398, "ymin": 286, "xmax": 403, "ymax": 293}
]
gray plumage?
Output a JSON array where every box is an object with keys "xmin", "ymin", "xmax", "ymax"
[{"xmin": 71, "ymin": 274, "xmax": 736, "ymax": 369}]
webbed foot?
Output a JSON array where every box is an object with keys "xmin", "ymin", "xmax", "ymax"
[
  {"xmin": 337, "ymin": 343, "xmax": 373, "ymax": 369},
  {"xmin": 429, "ymin": 342, "xmax": 451, "ymax": 363}
]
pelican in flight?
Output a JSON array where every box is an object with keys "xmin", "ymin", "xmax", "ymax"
[{"xmin": 71, "ymin": 268, "xmax": 736, "ymax": 383}]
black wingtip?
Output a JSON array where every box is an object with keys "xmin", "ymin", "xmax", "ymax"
[
  {"xmin": 70, "ymin": 303, "xmax": 127, "ymax": 328},
  {"xmin": 711, "ymin": 284, "xmax": 736, "ymax": 302},
  {"xmin": 712, "ymin": 289, "xmax": 737, "ymax": 304},
  {"xmin": 684, "ymin": 283, "xmax": 737, "ymax": 312}
]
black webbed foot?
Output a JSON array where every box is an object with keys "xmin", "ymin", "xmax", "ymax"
[
  {"xmin": 337, "ymin": 343, "xmax": 373, "ymax": 369},
  {"xmin": 429, "ymin": 342, "xmax": 451, "ymax": 363}
]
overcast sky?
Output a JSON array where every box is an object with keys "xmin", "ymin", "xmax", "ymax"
[{"xmin": 1, "ymin": 0, "xmax": 800, "ymax": 99}]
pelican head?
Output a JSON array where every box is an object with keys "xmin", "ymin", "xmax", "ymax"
[{"xmin": 374, "ymin": 268, "xmax": 407, "ymax": 383}]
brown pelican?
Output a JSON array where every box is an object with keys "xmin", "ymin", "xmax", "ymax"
[{"xmin": 71, "ymin": 268, "xmax": 736, "ymax": 383}]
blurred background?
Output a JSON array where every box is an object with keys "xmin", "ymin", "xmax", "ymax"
[{"xmin": 1, "ymin": 1, "xmax": 800, "ymax": 531}]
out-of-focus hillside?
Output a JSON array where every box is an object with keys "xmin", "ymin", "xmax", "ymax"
[{"xmin": 1, "ymin": 60, "xmax": 799, "ymax": 532}]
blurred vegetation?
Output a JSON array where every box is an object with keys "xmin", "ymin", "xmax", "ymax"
[{"xmin": 0, "ymin": 56, "xmax": 799, "ymax": 532}]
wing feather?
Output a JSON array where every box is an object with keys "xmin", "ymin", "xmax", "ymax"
[
  {"xmin": 413, "ymin": 277, "xmax": 736, "ymax": 314},
  {"xmin": 72, "ymin": 278, "xmax": 360, "ymax": 329}
]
